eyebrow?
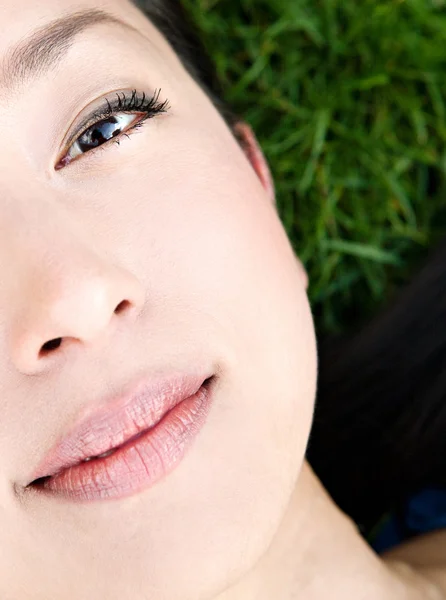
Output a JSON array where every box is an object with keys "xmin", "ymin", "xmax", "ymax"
[{"xmin": 0, "ymin": 9, "xmax": 138, "ymax": 91}]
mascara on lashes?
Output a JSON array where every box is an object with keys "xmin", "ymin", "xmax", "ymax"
[{"xmin": 57, "ymin": 88, "xmax": 170, "ymax": 166}]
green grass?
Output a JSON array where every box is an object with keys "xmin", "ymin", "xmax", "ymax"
[{"xmin": 182, "ymin": 0, "xmax": 446, "ymax": 336}]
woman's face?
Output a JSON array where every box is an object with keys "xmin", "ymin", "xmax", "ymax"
[{"xmin": 0, "ymin": 0, "xmax": 317, "ymax": 598}]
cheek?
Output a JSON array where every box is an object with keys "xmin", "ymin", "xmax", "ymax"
[
  {"xmin": 136, "ymin": 130, "xmax": 318, "ymax": 465},
  {"xmin": 98, "ymin": 119, "xmax": 318, "ymax": 449}
]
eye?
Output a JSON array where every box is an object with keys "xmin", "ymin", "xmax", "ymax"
[
  {"xmin": 55, "ymin": 89, "xmax": 170, "ymax": 170},
  {"xmin": 61, "ymin": 113, "xmax": 139, "ymax": 165}
]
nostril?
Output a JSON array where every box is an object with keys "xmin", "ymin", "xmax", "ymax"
[
  {"xmin": 35, "ymin": 301, "xmax": 132, "ymax": 359},
  {"xmin": 40, "ymin": 338, "xmax": 62, "ymax": 355},
  {"xmin": 115, "ymin": 300, "xmax": 131, "ymax": 314}
]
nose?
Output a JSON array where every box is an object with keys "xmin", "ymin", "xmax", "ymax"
[{"xmin": 6, "ymin": 243, "xmax": 145, "ymax": 375}]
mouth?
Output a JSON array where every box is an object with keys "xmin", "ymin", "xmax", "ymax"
[
  {"xmin": 31, "ymin": 425, "xmax": 153, "ymax": 485},
  {"xmin": 27, "ymin": 372, "xmax": 217, "ymax": 502}
]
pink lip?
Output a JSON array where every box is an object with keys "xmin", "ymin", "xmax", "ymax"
[{"xmin": 28, "ymin": 370, "xmax": 216, "ymax": 503}]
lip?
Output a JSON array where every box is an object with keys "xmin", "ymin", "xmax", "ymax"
[{"xmin": 27, "ymin": 369, "xmax": 216, "ymax": 502}]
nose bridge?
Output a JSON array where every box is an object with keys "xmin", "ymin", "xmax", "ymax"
[{"xmin": 0, "ymin": 195, "xmax": 145, "ymax": 374}]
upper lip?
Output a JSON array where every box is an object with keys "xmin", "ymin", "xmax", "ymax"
[{"xmin": 28, "ymin": 369, "xmax": 214, "ymax": 485}]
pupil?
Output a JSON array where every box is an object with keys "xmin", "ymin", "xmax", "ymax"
[{"xmin": 78, "ymin": 117, "xmax": 122, "ymax": 151}]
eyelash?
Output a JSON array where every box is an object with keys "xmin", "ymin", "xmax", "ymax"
[{"xmin": 55, "ymin": 88, "xmax": 170, "ymax": 170}]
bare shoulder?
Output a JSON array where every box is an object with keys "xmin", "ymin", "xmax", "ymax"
[{"xmin": 382, "ymin": 529, "xmax": 446, "ymax": 599}]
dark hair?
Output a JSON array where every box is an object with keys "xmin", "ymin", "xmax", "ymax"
[
  {"xmin": 132, "ymin": 0, "xmax": 446, "ymax": 538},
  {"xmin": 307, "ymin": 236, "xmax": 446, "ymax": 535},
  {"xmin": 132, "ymin": 0, "xmax": 242, "ymax": 136}
]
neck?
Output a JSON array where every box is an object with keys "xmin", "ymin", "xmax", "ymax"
[{"xmin": 216, "ymin": 461, "xmax": 422, "ymax": 600}]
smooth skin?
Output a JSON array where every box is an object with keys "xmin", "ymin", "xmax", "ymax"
[{"xmin": 0, "ymin": 0, "xmax": 443, "ymax": 598}]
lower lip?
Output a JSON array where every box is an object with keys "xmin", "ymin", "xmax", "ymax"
[{"xmin": 32, "ymin": 378, "xmax": 215, "ymax": 503}]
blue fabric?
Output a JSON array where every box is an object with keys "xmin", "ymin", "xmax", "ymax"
[{"xmin": 371, "ymin": 487, "xmax": 446, "ymax": 553}]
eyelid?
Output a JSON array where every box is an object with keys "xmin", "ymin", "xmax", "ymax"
[
  {"xmin": 59, "ymin": 88, "xmax": 156, "ymax": 157},
  {"xmin": 63, "ymin": 100, "xmax": 113, "ymax": 150},
  {"xmin": 54, "ymin": 88, "xmax": 170, "ymax": 170},
  {"xmin": 62, "ymin": 94, "xmax": 141, "ymax": 151}
]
